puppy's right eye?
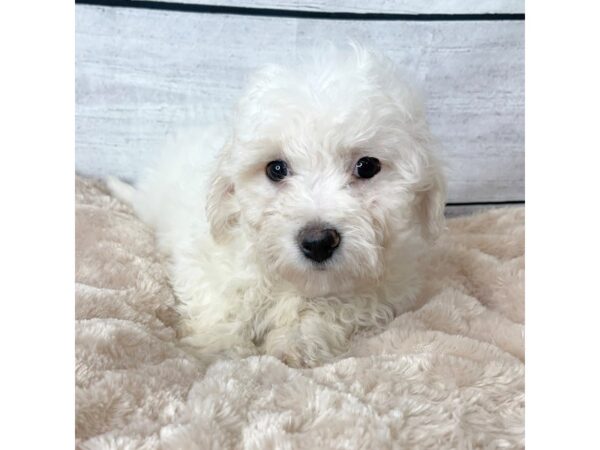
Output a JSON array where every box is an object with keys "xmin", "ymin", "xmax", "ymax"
[
  {"xmin": 354, "ymin": 157, "xmax": 381, "ymax": 179},
  {"xmin": 266, "ymin": 160, "xmax": 288, "ymax": 182}
]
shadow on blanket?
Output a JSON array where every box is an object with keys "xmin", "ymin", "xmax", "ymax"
[{"xmin": 75, "ymin": 176, "xmax": 524, "ymax": 449}]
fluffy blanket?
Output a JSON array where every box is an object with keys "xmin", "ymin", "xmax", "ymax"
[{"xmin": 75, "ymin": 176, "xmax": 524, "ymax": 449}]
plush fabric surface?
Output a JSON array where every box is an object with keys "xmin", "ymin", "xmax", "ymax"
[{"xmin": 75, "ymin": 176, "xmax": 524, "ymax": 449}]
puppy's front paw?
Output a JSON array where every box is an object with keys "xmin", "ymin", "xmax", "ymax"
[
  {"xmin": 274, "ymin": 346, "xmax": 324, "ymax": 368},
  {"xmin": 264, "ymin": 332, "xmax": 343, "ymax": 369},
  {"xmin": 279, "ymin": 351, "xmax": 308, "ymax": 369}
]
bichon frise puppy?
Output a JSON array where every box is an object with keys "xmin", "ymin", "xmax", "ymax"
[{"xmin": 108, "ymin": 44, "xmax": 446, "ymax": 368}]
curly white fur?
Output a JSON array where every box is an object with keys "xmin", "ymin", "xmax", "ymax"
[{"xmin": 108, "ymin": 44, "xmax": 446, "ymax": 367}]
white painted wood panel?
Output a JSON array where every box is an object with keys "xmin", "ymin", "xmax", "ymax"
[
  {"xmin": 444, "ymin": 203, "xmax": 521, "ymax": 218},
  {"xmin": 136, "ymin": 0, "xmax": 525, "ymax": 15},
  {"xmin": 76, "ymin": 5, "xmax": 524, "ymax": 203}
]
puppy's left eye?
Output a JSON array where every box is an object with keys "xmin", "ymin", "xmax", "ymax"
[
  {"xmin": 266, "ymin": 160, "xmax": 288, "ymax": 182},
  {"xmin": 354, "ymin": 157, "xmax": 381, "ymax": 179}
]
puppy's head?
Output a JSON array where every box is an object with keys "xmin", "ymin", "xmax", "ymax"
[{"xmin": 206, "ymin": 45, "xmax": 446, "ymax": 296}]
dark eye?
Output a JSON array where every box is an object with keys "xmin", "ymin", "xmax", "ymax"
[
  {"xmin": 266, "ymin": 160, "xmax": 288, "ymax": 182},
  {"xmin": 354, "ymin": 157, "xmax": 381, "ymax": 179}
]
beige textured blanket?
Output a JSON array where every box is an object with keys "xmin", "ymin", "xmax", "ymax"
[{"xmin": 75, "ymin": 176, "xmax": 524, "ymax": 449}]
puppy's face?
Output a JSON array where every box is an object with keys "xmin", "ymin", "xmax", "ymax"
[{"xmin": 206, "ymin": 48, "xmax": 446, "ymax": 296}]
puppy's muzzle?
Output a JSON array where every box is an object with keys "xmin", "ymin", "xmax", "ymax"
[{"xmin": 297, "ymin": 224, "xmax": 341, "ymax": 263}]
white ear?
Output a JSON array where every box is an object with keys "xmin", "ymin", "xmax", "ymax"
[
  {"xmin": 415, "ymin": 161, "xmax": 447, "ymax": 241},
  {"xmin": 205, "ymin": 142, "xmax": 239, "ymax": 243}
]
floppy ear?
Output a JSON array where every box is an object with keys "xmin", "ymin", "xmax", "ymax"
[
  {"xmin": 415, "ymin": 161, "xmax": 447, "ymax": 241},
  {"xmin": 205, "ymin": 142, "xmax": 240, "ymax": 244}
]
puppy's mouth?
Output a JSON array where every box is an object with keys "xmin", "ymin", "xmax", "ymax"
[{"xmin": 311, "ymin": 263, "xmax": 329, "ymax": 272}]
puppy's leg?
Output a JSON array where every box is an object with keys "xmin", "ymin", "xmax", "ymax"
[
  {"xmin": 106, "ymin": 176, "xmax": 136, "ymax": 206},
  {"xmin": 262, "ymin": 312, "xmax": 351, "ymax": 368},
  {"xmin": 180, "ymin": 320, "xmax": 260, "ymax": 360}
]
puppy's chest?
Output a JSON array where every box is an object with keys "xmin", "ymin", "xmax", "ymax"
[{"xmin": 249, "ymin": 285, "xmax": 393, "ymax": 331}]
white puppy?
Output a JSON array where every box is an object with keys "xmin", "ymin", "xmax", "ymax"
[{"xmin": 108, "ymin": 45, "xmax": 446, "ymax": 367}]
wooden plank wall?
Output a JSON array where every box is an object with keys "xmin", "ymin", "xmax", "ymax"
[
  {"xmin": 131, "ymin": 0, "xmax": 523, "ymax": 14},
  {"xmin": 75, "ymin": 0, "xmax": 525, "ymax": 214}
]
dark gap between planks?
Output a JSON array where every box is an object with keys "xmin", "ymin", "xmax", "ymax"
[{"xmin": 75, "ymin": 0, "xmax": 525, "ymax": 21}]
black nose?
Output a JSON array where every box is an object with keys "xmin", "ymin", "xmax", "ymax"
[{"xmin": 297, "ymin": 225, "xmax": 341, "ymax": 263}]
